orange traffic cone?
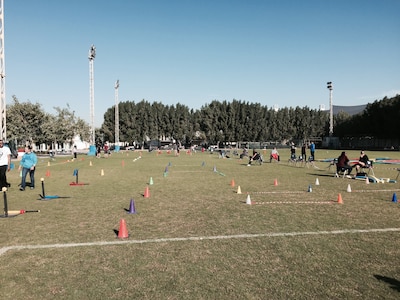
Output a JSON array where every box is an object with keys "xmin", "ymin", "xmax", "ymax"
[
  {"xmin": 117, "ymin": 219, "xmax": 129, "ymax": 239},
  {"xmin": 144, "ymin": 186, "xmax": 150, "ymax": 198},
  {"xmin": 230, "ymin": 179, "xmax": 235, "ymax": 187},
  {"xmin": 274, "ymin": 179, "xmax": 278, "ymax": 186},
  {"xmin": 337, "ymin": 193, "xmax": 343, "ymax": 204},
  {"xmin": 45, "ymin": 170, "xmax": 51, "ymax": 177}
]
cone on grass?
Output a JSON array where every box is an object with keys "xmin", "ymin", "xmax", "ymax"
[
  {"xmin": 392, "ymin": 193, "xmax": 397, "ymax": 203},
  {"xmin": 246, "ymin": 194, "xmax": 252, "ymax": 205},
  {"xmin": 128, "ymin": 199, "xmax": 136, "ymax": 214},
  {"xmin": 337, "ymin": 193, "xmax": 343, "ymax": 204},
  {"xmin": 213, "ymin": 165, "xmax": 217, "ymax": 172},
  {"xmin": 47, "ymin": 161, "xmax": 51, "ymax": 166},
  {"xmin": 347, "ymin": 184, "xmax": 352, "ymax": 193},
  {"xmin": 307, "ymin": 184, "xmax": 312, "ymax": 192},
  {"xmin": 45, "ymin": 170, "xmax": 51, "ymax": 177},
  {"xmin": 89, "ymin": 161, "xmax": 92, "ymax": 166},
  {"xmin": 149, "ymin": 177, "xmax": 154, "ymax": 185},
  {"xmin": 117, "ymin": 219, "xmax": 129, "ymax": 239},
  {"xmin": 144, "ymin": 186, "xmax": 150, "ymax": 198},
  {"xmin": 122, "ymin": 160, "xmax": 125, "ymax": 167},
  {"xmin": 230, "ymin": 179, "xmax": 235, "ymax": 187},
  {"xmin": 201, "ymin": 161, "xmax": 205, "ymax": 167},
  {"xmin": 315, "ymin": 178, "xmax": 320, "ymax": 186},
  {"xmin": 237, "ymin": 186, "xmax": 242, "ymax": 194},
  {"xmin": 274, "ymin": 179, "xmax": 278, "ymax": 186},
  {"xmin": 100, "ymin": 169, "xmax": 104, "ymax": 176}
]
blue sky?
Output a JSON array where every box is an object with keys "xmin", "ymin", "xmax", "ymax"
[{"xmin": 4, "ymin": 0, "xmax": 400, "ymax": 126}]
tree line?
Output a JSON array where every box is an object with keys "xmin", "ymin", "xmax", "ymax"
[
  {"xmin": 101, "ymin": 99, "xmax": 330, "ymax": 146},
  {"xmin": 5, "ymin": 94, "xmax": 400, "ymax": 148}
]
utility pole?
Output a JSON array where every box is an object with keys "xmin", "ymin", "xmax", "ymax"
[
  {"xmin": 0, "ymin": 0, "xmax": 6, "ymax": 141},
  {"xmin": 88, "ymin": 44, "xmax": 96, "ymax": 154},
  {"xmin": 327, "ymin": 81, "xmax": 333, "ymax": 136},
  {"xmin": 114, "ymin": 80, "xmax": 120, "ymax": 151}
]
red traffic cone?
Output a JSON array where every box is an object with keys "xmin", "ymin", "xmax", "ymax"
[
  {"xmin": 230, "ymin": 179, "xmax": 235, "ymax": 187},
  {"xmin": 117, "ymin": 219, "xmax": 129, "ymax": 239},
  {"xmin": 45, "ymin": 170, "xmax": 51, "ymax": 177},
  {"xmin": 337, "ymin": 193, "xmax": 343, "ymax": 204},
  {"xmin": 144, "ymin": 186, "xmax": 150, "ymax": 198},
  {"xmin": 274, "ymin": 179, "xmax": 278, "ymax": 186}
]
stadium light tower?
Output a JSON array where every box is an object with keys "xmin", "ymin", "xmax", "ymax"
[
  {"xmin": 0, "ymin": 0, "xmax": 6, "ymax": 141},
  {"xmin": 114, "ymin": 79, "xmax": 120, "ymax": 152},
  {"xmin": 88, "ymin": 44, "xmax": 96, "ymax": 155},
  {"xmin": 327, "ymin": 81, "xmax": 333, "ymax": 136}
]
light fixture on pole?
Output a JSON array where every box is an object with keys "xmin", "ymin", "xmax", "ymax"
[
  {"xmin": 88, "ymin": 44, "xmax": 96, "ymax": 155},
  {"xmin": 114, "ymin": 79, "xmax": 120, "ymax": 152},
  {"xmin": 327, "ymin": 81, "xmax": 333, "ymax": 136}
]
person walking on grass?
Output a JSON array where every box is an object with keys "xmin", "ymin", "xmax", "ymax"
[
  {"xmin": 0, "ymin": 139, "xmax": 11, "ymax": 189},
  {"xmin": 18, "ymin": 145, "xmax": 38, "ymax": 191}
]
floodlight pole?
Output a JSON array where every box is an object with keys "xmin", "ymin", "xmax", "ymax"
[
  {"xmin": 88, "ymin": 45, "xmax": 96, "ymax": 154},
  {"xmin": 114, "ymin": 80, "xmax": 120, "ymax": 152},
  {"xmin": 0, "ymin": 0, "xmax": 6, "ymax": 141},
  {"xmin": 327, "ymin": 81, "xmax": 333, "ymax": 136}
]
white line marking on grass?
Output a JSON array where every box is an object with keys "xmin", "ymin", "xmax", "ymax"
[
  {"xmin": 1, "ymin": 228, "xmax": 400, "ymax": 257},
  {"xmin": 351, "ymin": 189, "xmax": 400, "ymax": 193},
  {"xmin": 253, "ymin": 201, "xmax": 333, "ymax": 204},
  {"xmin": 249, "ymin": 191, "xmax": 305, "ymax": 194}
]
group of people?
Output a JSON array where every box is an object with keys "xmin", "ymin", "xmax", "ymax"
[
  {"xmin": 291, "ymin": 142, "xmax": 316, "ymax": 161},
  {"xmin": 336, "ymin": 150, "xmax": 370, "ymax": 175},
  {"xmin": 244, "ymin": 141, "xmax": 317, "ymax": 166}
]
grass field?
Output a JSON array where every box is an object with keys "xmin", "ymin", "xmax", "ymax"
[{"xmin": 1, "ymin": 148, "xmax": 400, "ymax": 299}]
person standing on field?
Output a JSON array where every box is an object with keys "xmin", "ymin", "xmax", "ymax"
[
  {"xmin": 18, "ymin": 145, "xmax": 38, "ymax": 191},
  {"xmin": 0, "ymin": 139, "xmax": 11, "ymax": 189},
  {"xmin": 310, "ymin": 142, "xmax": 315, "ymax": 160}
]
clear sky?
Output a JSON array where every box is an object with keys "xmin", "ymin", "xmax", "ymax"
[{"xmin": 4, "ymin": 0, "xmax": 400, "ymax": 126}]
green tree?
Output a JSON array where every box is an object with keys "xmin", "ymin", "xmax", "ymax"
[{"xmin": 6, "ymin": 96, "xmax": 48, "ymax": 144}]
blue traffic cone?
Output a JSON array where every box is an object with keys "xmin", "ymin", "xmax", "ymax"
[
  {"xmin": 128, "ymin": 199, "xmax": 136, "ymax": 214},
  {"xmin": 392, "ymin": 193, "xmax": 397, "ymax": 203}
]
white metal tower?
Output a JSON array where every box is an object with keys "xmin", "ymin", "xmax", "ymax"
[
  {"xmin": 114, "ymin": 79, "xmax": 120, "ymax": 151},
  {"xmin": 88, "ymin": 44, "xmax": 96, "ymax": 146},
  {"xmin": 0, "ymin": 0, "xmax": 6, "ymax": 140}
]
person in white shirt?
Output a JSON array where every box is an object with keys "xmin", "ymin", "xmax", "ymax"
[{"xmin": 0, "ymin": 140, "xmax": 11, "ymax": 189}]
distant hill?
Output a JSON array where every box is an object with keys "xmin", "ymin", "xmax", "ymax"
[{"xmin": 324, "ymin": 104, "xmax": 367, "ymax": 116}]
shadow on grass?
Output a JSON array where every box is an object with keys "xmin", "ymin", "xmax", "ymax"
[
  {"xmin": 307, "ymin": 172, "xmax": 336, "ymax": 177},
  {"xmin": 374, "ymin": 274, "xmax": 400, "ymax": 292}
]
